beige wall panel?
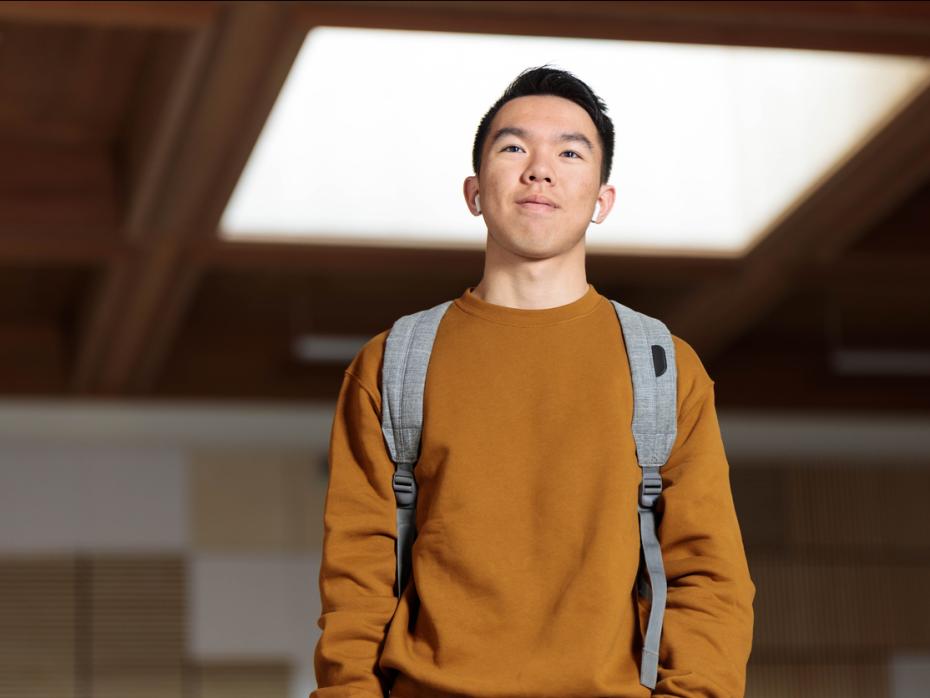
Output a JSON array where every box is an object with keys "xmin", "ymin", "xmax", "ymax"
[
  {"xmin": 746, "ymin": 660, "xmax": 888, "ymax": 698},
  {"xmin": 0, "ymin": 444, "xmax": 186, "ymax": 552},
  {"xmin": 190, "ymin": 450, "xmax": 322, "ymax": 552},
  {"xmin": 194, "ymin": 662, "xmax": 290, "ymax": 698},
  {"xmin": 787, "ymin": 466, "xmax": 930, "ymax": 550},
  {"xmin": 90, "ymin": 556, "xmax": 185, "ymax": 697},
  {"xmin": 91, "ymin": 670, "xmax": 185, "ymax": 698},
  {"xmin": 751, "ymin": 556, "xmax": 930, "ymax": 651},
  {"xmin": 294, "ymin": 454, "xmax": 326, "ymax": 552},
  {"xmin": 0, "ymin": 557, "xmax": 76, "ymax": 698},
  {"xmin": 0, "ymin": 673, "xmax": 75, "ymax": 698}
]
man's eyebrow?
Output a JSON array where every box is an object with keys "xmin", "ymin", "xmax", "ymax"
[
  {"xmin": 558, "ymin": 132, "xmax": 595, "ymax": 153},
  {"xmin": 490, "ymin": 126, "xmax": 529, "ymax": 145},
  {"xmin": 490, "ymin": 126, "xmax": 595, "ymax": 153}
]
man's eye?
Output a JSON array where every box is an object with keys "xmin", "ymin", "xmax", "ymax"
[
  {"xmin": 502, "ymin": 145, "xmax": 524, "ymax": 153},
  {"xmin": 562, "ymin": 150, "xmax": 581, "ymax": 158}
]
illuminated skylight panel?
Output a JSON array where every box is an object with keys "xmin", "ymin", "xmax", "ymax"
[{"xmin": 220, "ymin": 27, "xmax": 930, "ymax": 255}]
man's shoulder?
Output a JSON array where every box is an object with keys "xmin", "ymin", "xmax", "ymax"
[
  {"xmin": 670, "ymin": 333, "xmax": 715, "ymax": 415},
  {"xmin": 346, "ymin": 300, "xmax": 455, "ymax": 396},
  {"xmin": 345, "ymin": 329, "xmax": 390, "ymax": 398}
]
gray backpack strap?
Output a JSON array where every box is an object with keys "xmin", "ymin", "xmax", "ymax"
[
  {"xmin": 381, "ymin": 300, "xmax": 453, "ymax": 597},
  {"xmin": 610, "ymin": 300, "xmax": 678, "ymax": 690}
]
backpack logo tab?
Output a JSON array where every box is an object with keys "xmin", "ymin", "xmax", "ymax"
[{"xmin": 651, "ymin": 345, "xmax": 667, "ymax": 377}]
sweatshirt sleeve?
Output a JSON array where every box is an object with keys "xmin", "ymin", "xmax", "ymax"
[
  {"xmin": 312, "ymin": 361, "xmax": 399, "ymax": 698},
  {"xmin": 651, "ymin": 339, "xmax": 756, "ymax": 697}
]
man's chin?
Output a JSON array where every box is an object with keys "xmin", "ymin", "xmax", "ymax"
[
  {"xmin": 487, "ymin": 224, "xmax": 582, "ymax": 258},
  {"xmin": 508, "ymin": 239, "xmax": 575, "ymax": 262}
]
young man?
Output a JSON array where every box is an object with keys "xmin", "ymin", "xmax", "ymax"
[{"xmin": 313, "ymin": 67, "xmax": 755, "ymax": 697}]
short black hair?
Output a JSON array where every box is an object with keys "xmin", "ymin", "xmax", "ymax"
[{"xmin": 471, "ymin": 65, "xmax": 615, "ymax": 185}]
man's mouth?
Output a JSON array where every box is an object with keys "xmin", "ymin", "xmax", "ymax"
[{"xmin": 516, "ymin": 195, "xmax": 558, "ymax": 211}]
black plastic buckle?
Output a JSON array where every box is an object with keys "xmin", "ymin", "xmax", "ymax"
[
  {"xmin": 639, "ymin": 467, "xmax": 663, "ymax": 508},
  {"xmin": 392, "ymin": 471, "xmax": 417, "ymax": 507}
]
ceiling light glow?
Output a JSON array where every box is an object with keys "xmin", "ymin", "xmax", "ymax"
[{"xmin": 220, "ymin": 27, "xmax": 930, "ymax": 256}]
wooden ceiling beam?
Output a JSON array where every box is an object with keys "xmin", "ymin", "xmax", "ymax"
[
  {"xmin": 297, "ymin": 1, "xmax": 930, "ymax": 56},
  {"xmin": 120, "ymin": 30, "xmax": 213, "ymax": 245},
  {"xmin": 71, "ymin": 2, "xmax": 306, "ymax": 395},
  {"xmin": 0, "ymin": 232, "xmax": 127, "ymax": 265},
  {"xmin": 0, "ymin": 1, "xmax": 218, "ymax": 29},
  {"xmin": 825, "ymin": 251, "xmax": 930, "ymax": 284},
  {"xmin": 664, "ymin": 79, "xmax": 930, "ymax": 360},
  {"xmin": 0, "ymin": 142, "xmax": 119, "ymax": 237},
  {"xmin": 131, "ymin": 3, "xmax": 308, "ymax": 393},
  {"xmin": 70, "ymin": 23, "xmax": 217, "ymax": 395},
  {"xmin": 198, "ymin": 238, "xmax": 736, "ymax": 286}
]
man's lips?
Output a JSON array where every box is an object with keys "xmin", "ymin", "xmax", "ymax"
[{"xmin": 516, "ymin": 196, "xmax": 558, "ymax": 211}]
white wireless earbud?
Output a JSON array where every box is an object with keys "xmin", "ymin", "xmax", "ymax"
[
  {"xmin": 591, "ymin": 202, "xmax": 601, "ymax": 223},
  {"xmin": 475, "ymin": 194, "xmax": 481, "ymax": 215}
]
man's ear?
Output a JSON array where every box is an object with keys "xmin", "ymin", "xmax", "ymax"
[
  {"xmin": 463, "ymin": 175, "xmax": 481, "ymax": 216},
  {"xmin": 593, "ymin": 183, "xmax": 617, "ymax": 223}
]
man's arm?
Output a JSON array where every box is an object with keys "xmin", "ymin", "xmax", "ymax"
[
  {"xmin": 651, "ymin": 341, "xmax": 756, "ymax": 697},
  {"xmin": 312, "ymin": 367, "xmax": 398, "ymax": 698}
]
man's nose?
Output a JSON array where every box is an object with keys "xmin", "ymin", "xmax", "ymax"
[
  {"xmin": 524, "ymin": 158, "xmax": 554, "ymax": 184},
  {"xmin": 522, "ymin": 149, "xmax": 555, "ymax": 184}
]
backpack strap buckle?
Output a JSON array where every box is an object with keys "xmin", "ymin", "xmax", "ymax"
[
  {"xmin": 392, "ymin": 471, "xmax": 417, "ymax": 508},
  {"xmin": 639, "ymin": 466, "xmax": 663, "ymax": 508}
]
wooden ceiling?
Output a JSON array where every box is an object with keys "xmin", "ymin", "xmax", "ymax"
[{"xmin": 1, "ymin": 1, "xmax": 929, "ymax": 410}]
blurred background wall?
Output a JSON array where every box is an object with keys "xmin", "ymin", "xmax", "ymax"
[{"xmin": 1, "ymin": 2, "xmax": 929, "ymax": 697}]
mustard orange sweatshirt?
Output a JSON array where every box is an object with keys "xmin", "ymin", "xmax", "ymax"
[{"xmin": 313, "ymin": 283, "xmax": 755, "ymax": 698}]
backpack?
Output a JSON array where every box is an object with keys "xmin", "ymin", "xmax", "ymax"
[{"xmin": 379, "ymin": 298, "xmax": 677, "ymax": 690}]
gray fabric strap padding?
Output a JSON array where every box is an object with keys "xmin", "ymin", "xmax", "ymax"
[
  {"xmin": 380, "ymin": 300, "xmax": 453, "ymax": 597},
  {"xmin": 611, "ymin": 300, "xmax": 677, "ymax": 690},
  {"xmin": 610, "ymin": 301, "xmax": 678, "ymax": 467}
]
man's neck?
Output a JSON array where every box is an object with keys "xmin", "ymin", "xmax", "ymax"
[
  {"xmin": 471, "ymin": 274, "xmax": 589, "ymax": 310},
  {"xmin": 473, "ymin": 232, "xmax": 589, "ymax": 310}
]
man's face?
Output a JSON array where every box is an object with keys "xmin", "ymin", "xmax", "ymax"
[{"xmin": 465, "ymin": 94, "xmax": 614, "ymax": 261}]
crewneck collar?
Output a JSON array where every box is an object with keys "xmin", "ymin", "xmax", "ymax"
[{"xmin": 454, "ymin": 283, "xmax": 604, "ymax": 327}]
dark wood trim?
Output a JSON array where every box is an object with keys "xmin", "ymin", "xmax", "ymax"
[
  {"xmin": 296, "ymin": 1, "xmax": 930, "ymax": 56},
  {"xmin": 0, "ymin": 142, "xmax": 120, "ymax": 237},
  {"xmin": 197, "ymin": 238, "xmax": 737, "ymax": 285},
  {"xmin": 0, "ymin": 233, "xmax": 127, "ymax": 265},
  {"xmin": 5, "ymin": 1, "xmax": 930, "ymax": 56},
  {"xmin": 120, "ymin": 29, "xmax": 216, "ymax": 244},
  {"xmin": 825, "ymin": 251, "xmax": 930, "ymax": 283},
  {"xmin": 71, "ymin": 260, "xmax": 144, "ymax": 392},
  {"xmin": 0, "ymin": 1, "xmax": 219, "ymax": 29}
]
